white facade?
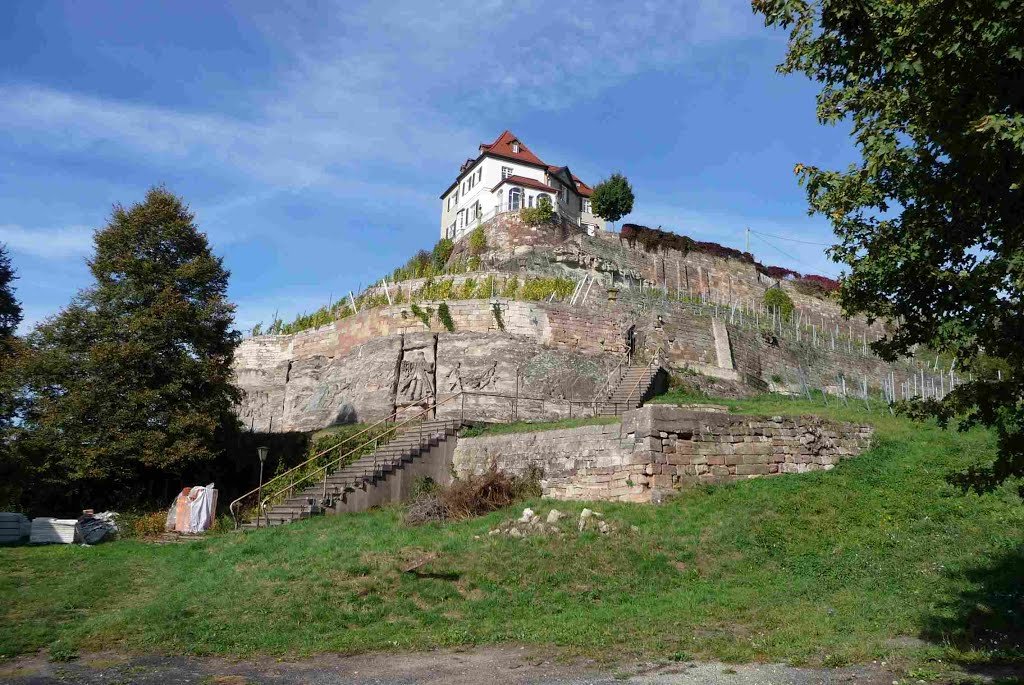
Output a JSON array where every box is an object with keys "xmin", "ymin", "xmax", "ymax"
[{"xmin": 439, "ymin": 131, "xmax": 605, "ymax": 240}]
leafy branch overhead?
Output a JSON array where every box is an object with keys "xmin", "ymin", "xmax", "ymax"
[{"xmin": 755, "ymin": 0, "xmax": 1024, "ymax": 489}]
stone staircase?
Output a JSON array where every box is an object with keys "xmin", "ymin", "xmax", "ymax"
[
  {"xmin": 241, "ymin": 418, "xmax": 461, "ymax": 529},
  {"xmin": 597, "ymin": 364, "xmax": 662, "ymax": 414}
]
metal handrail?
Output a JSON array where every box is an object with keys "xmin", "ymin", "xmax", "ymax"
[
  {"xmin": 592, "ymin": 350, "xmax": 632, "ymax": 405},
  {"xmin": 256, "ymin": 393, "xmax": 463, "ymax": 526},
  {"xmin": 228, "ymin": 395, "xmax": 436, "ymax": 524},
  {"xmin": 624, "ymin": 346, "xmax": 663, "ymax": 408},
  {"xmin": 229, "ymin": 410, "xmax": 413, "ymax": 527}
]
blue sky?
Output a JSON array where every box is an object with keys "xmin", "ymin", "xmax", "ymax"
[{"xmin": 0, "ymin": 0, "xmax": 855, "ymax": 332}]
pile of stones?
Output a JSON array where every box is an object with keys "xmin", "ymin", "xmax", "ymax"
[{"xmin": 486, "ymin": 507, "xmax": 634, "ymax": 538}]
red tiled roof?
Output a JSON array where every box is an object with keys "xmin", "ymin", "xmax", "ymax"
[
  {"xmin": 440, "ymin": 130, "xmax": 594, "ymax": 198},
  {"xmin": 573, "ymin": 174, "xmax": 594, "ymax": 197},
  {"xmin": 479, "ymin": 130, "xmax": 547, "ymax": 167},
  {"xmin": 492, "ymin": 174, "xmax": 558, "ymax": 194}
]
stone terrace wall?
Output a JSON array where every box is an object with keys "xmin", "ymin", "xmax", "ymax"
[{"xmin": 452, "ymin": 405, "xmax": 873, "ymax": 503}]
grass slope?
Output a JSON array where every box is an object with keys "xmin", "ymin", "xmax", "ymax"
[{"xmin": 2, "ymin": 396, "xmax": 1022, "ymax": 674}]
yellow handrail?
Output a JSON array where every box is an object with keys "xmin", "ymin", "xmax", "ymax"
[
  {"xmin": 230, "ymin": 406, "xmax": 414, "ymax": 526},
  {"xmin": 255, "ymin": 392, "xmax": 463, "ymax": 526}
]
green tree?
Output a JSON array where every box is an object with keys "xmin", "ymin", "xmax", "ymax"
[
  {"xmin": 755, "ymin": 0, "xmax": 1024, "ymax": 490},
  {"xmin": 19, "ymin": 188, "xmax": 241, "ymax": 506},
  {"xmin": 591, "ymin": 173, "xmax": 635, "ymax": 229},
  {"xmin": 0, "ymin": 245, "xmax": 24, "ymax": 507}
]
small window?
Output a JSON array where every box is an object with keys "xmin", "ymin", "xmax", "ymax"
[
  {"xmin": 511, "ymin": 142, "xmax": 520, "ymax": 153},
  {"xmin": 583, "ymin": 198, "xmax": 592, "ymax": 213},
  {"xmin": 477, "ymin": 168, "xmax": 482, "ymax": 181},
  {"xmin": 502, "ymin": 166, "xmax": 514, "ymax": 179}
]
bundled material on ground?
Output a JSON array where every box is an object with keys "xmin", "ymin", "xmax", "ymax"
[
  {"xmin": 0, "ymin": 513, "xmax": 30, "ymax": 543},
  {"xmin": 75, "ymin": 512, "xmax": 119, "ymax": 544},
  {"xmin": 30, "ymin": 517, "xmax": 78, "ymax": 544},
  {"xmin": 165, "ymin": 484, "xmax": 218, "ymax": 533}
]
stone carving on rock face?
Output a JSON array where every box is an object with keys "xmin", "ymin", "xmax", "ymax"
[
  {"xmin": 398, "ymin": 350, "xmax": 435, "ymax": 402},
  {"xmin": 444, "ymin": 362, "xmax": 463, "ymax": 392},
  {"xmin": 465, "ymin": 361, "xmax": 499, "ymax": 391}
]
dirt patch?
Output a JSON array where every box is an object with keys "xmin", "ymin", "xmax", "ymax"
[{"xmin": 0, "ymin": 646, "xmax": 929, "ymax": 685}]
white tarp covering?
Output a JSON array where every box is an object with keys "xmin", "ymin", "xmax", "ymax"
[{"xmin": 165, "ymin": 483, "xmax": 218, "ymax": 533}]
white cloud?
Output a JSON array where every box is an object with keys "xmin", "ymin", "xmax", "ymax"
[
  {"xmin": 0, "ymin": 224, "xmax": 94, "ymax": 260},
  {"xmin": 0, "ymin": 0, "xmax": 760, "ymax": 197}
]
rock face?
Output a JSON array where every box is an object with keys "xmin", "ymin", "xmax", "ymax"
[{"xmin": 234, "ymin": 322, "xmax": 619, "ymax": 433}]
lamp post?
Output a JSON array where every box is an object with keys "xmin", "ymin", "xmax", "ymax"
[{"xmin": 256, "ymin": 446, "xmax": 269, "ymax": 528}]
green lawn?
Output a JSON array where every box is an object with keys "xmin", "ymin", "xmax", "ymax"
[
  {"xmin": 460, "ymin": 414, "xmax": 620, "ymax": 438},
  {"xmin": 2, "ymin": 395, "xmax": 1022, "ymax": 676}
]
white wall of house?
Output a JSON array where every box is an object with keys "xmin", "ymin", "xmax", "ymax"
[
  {"xmin": 439, "ymin": 157, "xmax": 550, "ymax": 240},
  {"xmin": 580, "ymin": 197, "xmax": 605, "ymax": 235}
]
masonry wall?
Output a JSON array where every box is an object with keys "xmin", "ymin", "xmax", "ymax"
[{"xmin": 451, "ymin": 405, "xmax": 874, "ymax": 503}]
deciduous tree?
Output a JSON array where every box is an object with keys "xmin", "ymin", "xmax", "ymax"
[
  {"xmin": 591, "ymin": 173, "xmax": 635, "ymax": 229},
  {"xmin": 755, "ymin": 0, "xmax": 1024, "ymax": 489}
]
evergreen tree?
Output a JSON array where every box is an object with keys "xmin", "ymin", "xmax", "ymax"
[
  {"xmin": 0, "ymin": 245, "xmax": 24, "ymax": 507},
  {"xmin": 591, "ymin": 173, "xmax": 635, "ymax": 229},
  {"xmin": 21, "ymin": 188, "xmax": 241, "ymax": 505},
  {"xmin": 0, "ymin": 244, "xmax": 19, "ymax": 348}
]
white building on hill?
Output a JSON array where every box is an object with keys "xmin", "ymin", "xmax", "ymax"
[{"xmin": 439, "ymin": 130, "xmax": 606, "ymax": 240}]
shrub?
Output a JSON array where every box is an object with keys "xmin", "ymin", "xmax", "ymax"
[
  {"xmin": 795, "ymin": 274, "xmax": 841, "ymax": 295},
  {"xmin": 491, "ymin": 302, "xmax": 505, "ymax": 331},
  {"xmin": 501, "ymin": 276, "xmax": 519, "ymax": 298},
  {"xmin": 468, "ymin": 226, "xmax": 487, "ymax": 255},
  {"xmin": 458, "ymin": 278, "xmax": 477, "ymax": 299},
  {"xmin": 467, "ymin": 255, "xmax": 482, "ymax": 271},
  {"xmin": 409, "ymin": 303, "xmax": 431, "ymax": 327},
  {"xmin": 759, "ymin": 265, "xmax": 802, "ymax": 280},
  {"xmin": 763, "ymin": 287, "xmax": 795, "ymax": 321},
  {"xmin": 119, "ymin": 511, "xmax": 168, "ymax": 539},
  {"xmin": 519, "ymin": 195, "xmax": 554, "ymax": 226},
  {"xmin": 477, "ymin": 275, "xmax": 496, "ymax": 299},
  {"xmin": 519, "ymin": 277, "xmax": 576, "ymax": 301},
  {"xmin": 437, "ymin": 302, "xmax": 455, "ymax": 331},
  {"xmin": 432, "ymin": 238, "xmax": 454, "ymax": 271},
  {"xmin": 419, "ymin": 278, "xmax": 454, "ymax": 301},
  {"xmin": 404, "ymin": 468, "xmax": 541, "ymax": 525}
]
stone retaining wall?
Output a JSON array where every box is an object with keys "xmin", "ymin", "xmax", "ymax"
[{"xmin": 451, "ymin": 405, "xmax": 874, "ymax": 503}]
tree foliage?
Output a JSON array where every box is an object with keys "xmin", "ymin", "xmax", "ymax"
[
  {"xmin": 0, "ymin": 245, "xmax": 20, "ymax": 347},
  {"xmin": 755, "ymin": 0, "xmax": 1024, "ymax": 489},
  {"xmin": 0, "ymin": 244, "xmax": 24, "ymax": 507},
  {"xmin": 17, "ymin": 188, "xmax": 241, "ymax": 507},
  {"xmin": 591, "ymin": 173, "xmax": 635, "ymax": 225}
]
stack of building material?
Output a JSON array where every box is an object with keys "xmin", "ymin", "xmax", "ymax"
[
  {"xmin": 30, "ymin": 517, "xmax": 78, "ymax": 544},
  {"xmin": 0, "ymin": 513, "xmax": 30, "ymax": 543}
]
